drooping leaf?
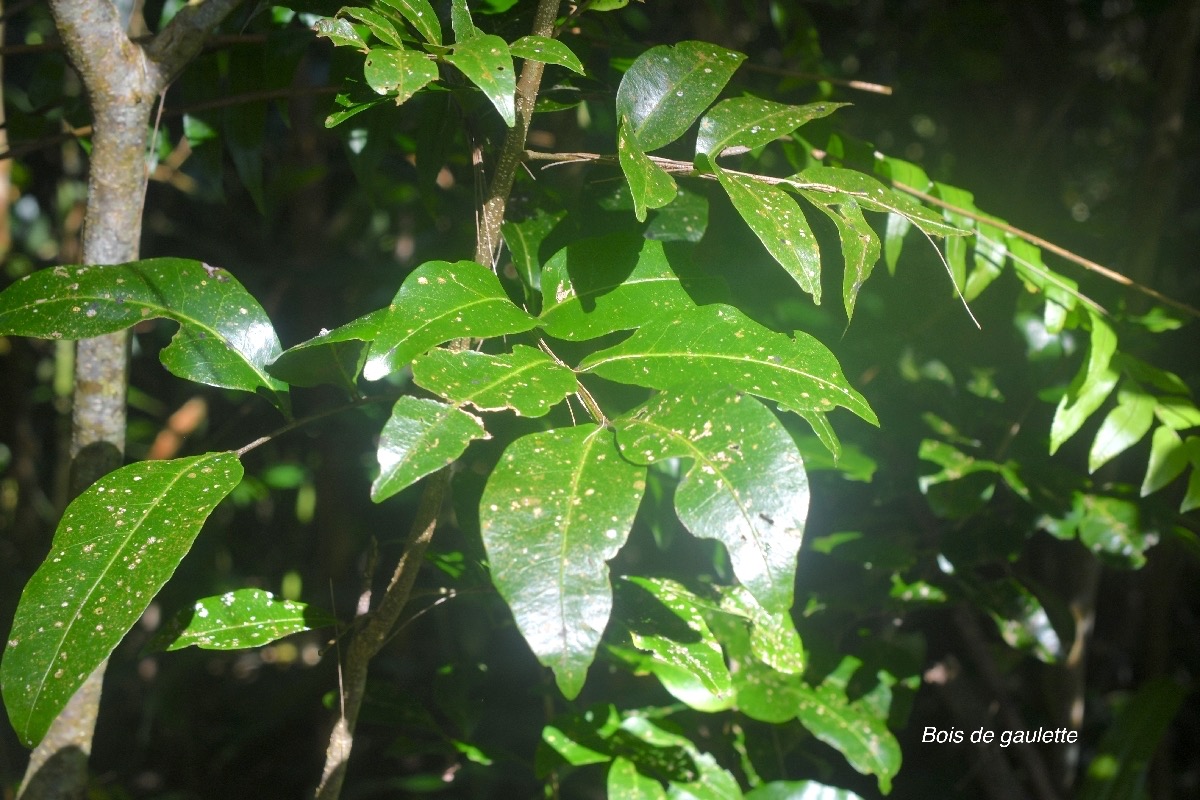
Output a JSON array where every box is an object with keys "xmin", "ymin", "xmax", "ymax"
[
  {"xmin": 149, "ymin": 589, "xmax": 334, "ymax": 651},
  {"xmin": 363, "ymin": 260, "xmax": 537, "ymax": 381},
  {"xmin": 267, "ymin": 308, "xmax": 384, "ymax": 389},
  {"xmin": 1050, "ymin": 313, "xmax": 1119, "ymax": 454},
  {"xmin": 617, "ymin": 390, "xmax": 809, "ymax": 613},
  {"xmin": 616, "ymin": 41, "xmax": 746, "ymax": 152},
  {"xmin": 1, "ymin": 453, "xmax": 243, "ymax": 746},
  {"xmin": 339, "ymin": 7, "xmax": 406, "ymax": 48},
  {"xmin": 966, "ymin": 222, "xmax": 1007, "ymax": 301},
  {"xmin": 372, "ymin": 396, "xmax": 489, "ymax": 503},
  {"xmin": 696, "ymin": 97, "xmax": 845, "ymax": 157},
  {"xmin": 1088, "ymin": 389, "xmax": 1155, "ymax": 473},
  {"xmin": 979, "ymin": 578, "xmax": 1065, "ymax": 662},
  {"xmin": 932, "ymin": 182, "xmax": 976, "ymax": 293},
  {"xmin": 579, "ymin": 303, "xmax": 877, "ymax": 425},
  {"xmin": 1142, "ymin": 424, "xmax": 1189, "ymax": 496},
  {"xmin": 618, "ymin": 117, "xmax": 678, "ymax": 222},
  {"xmin": 0, "ymin": 259, "xmax": 288, "ymax": 412},
  {"xmin": 445, "ymin": 35, "xmax": 516, "ymax": 126},
  {"xmin": 500, "ymin": 209, "xmax": 565, "ymax": 295},
  {"xmin": 363, "ymin": 47, "xmax": 439, "ymax": 104},
  {"xmin": 509, "ymin": 35, "xmax": 585, "ymax": 74},
  {"xmin": 796, "ymin": 166, "xmax": 963, "ymax": 238},
  {"xmin": 716, "ymin": 168, "xmax": 821, "ymax": 302},
  {"xmin": 378, "ymin": 0, "xmax": 441, "ymax": 44},
  {"xmin": 411, "ymin": 344, "xmax": 577, "ymax": 417},
  {"xmin": 883, "ymin": 212, "xmax": 909, "ymax": 275},
  {"xmin": 802, "ymin": 195, "xmax": 880, "ymax": 321},
  {"xmin": 1183, "ymin": 439, "xmax": 1200, "ymax": 513},
  {"xmin": 539, "ymin": 234, "xmax": 709, "ymax": 341},
  {"xmin": 313, "ymin": 17, "xmax": 369, "ymax": 50},
  {"xmin": 324, "ymin": 94, "xmax": 391, "ymax": 128},
  {"xmin": 480, "ymin": 425, "xmax": 647, "ymax": 698}
]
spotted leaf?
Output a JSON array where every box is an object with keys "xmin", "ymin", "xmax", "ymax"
[{"xmin": 149, "ymin": 588, "xmax": 334, "ymax": 651}]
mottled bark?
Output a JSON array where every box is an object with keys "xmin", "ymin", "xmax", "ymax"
[{"xmin": 18, "ymin": 2, "xmax": 245, "ymax": 797}]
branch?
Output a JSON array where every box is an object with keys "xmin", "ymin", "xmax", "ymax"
[{"xmin": 143, "ymin": 0, "xmax": 245, "ymax": 84}]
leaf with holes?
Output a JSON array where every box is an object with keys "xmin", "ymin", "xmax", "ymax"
[
  {"xmin": 617, "ymin": 117, "xmax": 677, "ymax": 222},
  {"xmin": 372, "ymin": 396, "xmax": 489, "ymax": 503},
  {"xmin": 616, "ymin": 41, "xmax": 745, "ymax": 152},
  {"xmin": 696, "ymin": 97, "xmax": 845, "ymax": 157},
  {"xmin": 378, "ymin": 0, "xmax": 441, "ymax": 44},
  {"xmin": 617, "ymin": 390, "xmax": 808, "ymax": 613},
  {"xmin": 480, "ymin": 425, "xmax": 646, "ymax": 698},
  {"xmin": 717, "ymin": 167, "xmax": 821, "ymax": 302},
  {"xmin": 411, "ymin": 345, "xmax": 576, "ymax": 417},
  {"xmin": 1, "ymin": 453, "xmax": 243, "ymax": 746},
  {"xmin": 446, "ymin": 35, "xmax": 516, "ymax": 126},
  {"xmin": 149, "ymin": 589, "xmax": 334, "ymax": 652},
  {"xmin": 509, "ymin": 35, "xmax": 584, "ymax": 74},
  {"xmin": 539, "ymin": 234, "xmax": 711, "ymax": 341},
  {"xmin": 363, "ymin": 47, "xmax": 439, "ymax": 104},
  {"xmin": 313, "ymin": 17, "xmax": 368, "ymax": 50},
  {"xmin": 0, "ymin": 259, "xmax": 288, "ymax": 413},
  {"xmin": 579, "ymin": 303, "xmax": 876, "ymax": 425},
  {"xmin": 363, "ymin": 260, "xmax": 537, "ymax": 381}
]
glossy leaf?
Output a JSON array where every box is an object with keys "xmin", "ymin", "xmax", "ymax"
[
  {"xmin": 697, "ymin": 97, "xmax": 845, "ymax": 157},
  {"xmin": 1142, "ymin": 424, "xmax": 1189, "ymax": 496},
  {"xmin": 1050, "ymin": 313, "xmax": 1119, "ymax": 454},
  {"xmin": 450, "ymin": 0, "xmax": 480, "ymax": 41},
  {"xmin": 746, "ymin": 782, "xmax": 865, "ymax": 800},
  {"xmin": 623, "ymin": 577, "xmax": 734, "ymax": 712},
  {"xmin": 541, "ymin": 705, "xmax": 621, "ymax": 767},
  {"xmin": 363, "ymin": 47, "xmax": 439, "ymax": 104},
  {"xmin": 446, "ymin": 35, "xmax": 516, "ymax": 126},
  {"xmin": 509, "ymin": 35, "xmax": 585, "ymax": 74},
  {"xmin": 579, "ymin": 303, "xmax": 877, "ymax": 425},
  {"xmin": 618, "ymin": 716, "xmax": 738, "ymax": 798},
  {"xmin": 363, "ymin": 260, "xmax": 537, "ymax": 381},
  {"xmin": 313, "ymin": 17, "xmax": 368, "ymax": 50},
  {"xmin": 616, "ymin": 41, "xmax": 746, "ymax": 152},
  {"xmin": 1089, "ymin": 389, "xmax": 1155, "ymax": 473},
  {"xmin": 539, "ymin": 234, "xmax": 706, "ymax": 341},
  {"xmin": 797, "ymin": 165, "xmax": 962, "ymax": 238},
  {"xmin": 372, "ymin": 396, "xmax": 489, "ymax": 503},
  {"xmin": 411, "ymin": 344, "xmax": 577, "ymax": 417},
  {"xmin": 720, "ymin": 585, "xmax": 804, "ymax": 674},
  {"xmin": 618, "ymin": 117, "xmax": 678, "ymax": 222},
  {"xmin": 0, "ymin": 259, "xmax": 288, "ymax": 412},
  {"xmin": 480, "ymin": 425, "xmax": 647, "ymax": 698},
  {"xmin": 339, "ymin": 7, "xmax": 405, "ymax": 48},
  {"xmin": 267, "ymin": 308, "xmax": 384, "ymax": 389},
  {"xmin": 618, "ymin": 390, "xmax": 809, "ymax": 613},
  {"xmin": 500, "ymin": 209, "xmax": 565, "ymax": 294},
  {"xmin": 609, "ymin": 757, "xmax": 668, "ymax": 799},
  {"xmin": 378, "ymin": 0, "xmax": 441, "ymax": 44},
  {"xmin": 1, "ymin": 453, "xmax": 243, "ymax": 746},
  {"xmin": 717, "ymin": 168, "xmax": 821, "ymax": 302},
  {"xmin": 149, "ymin": 589, "xmax": 334, "ymax": 651},
  {"xmin": 795, "ymin": 680, "xmax": 900, "ymax": 794},
  {"xmin": 803, "ymin": 195, "xmax": 880, "ymax": 321}
]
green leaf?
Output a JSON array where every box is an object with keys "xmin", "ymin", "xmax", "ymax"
[
  {"xmin": 579, "ymin": 303, "xmax": 877, "ymax": 425},
  {"xmin": 617, "ymin": 390, "xmax": 809, "ymax": 613},
  {"xmin": 1088, "ymin": 389, "xmax": 1155, "ymax": 473},
  {"xmin": 1050, "ymin": 313, "xmax": 1119, "ymax": 454},
  {"xmin": 795, "ymin": 680, "xmax": 901, "ymax": 794},
  {"xmin": 918, "ymin": 439, "xmax": 1029, "ymax": 501},
  {"xmin": 364, "ymin": 260, "xmax": 537, "ymax": 381},
  {"xmin": 1153, "ymin": 396, "xmax": 1200, "ymax": 430},
  {"xmin": 609, "ymin": 757, "xmax": 668, "ymax": 799},
  {"xmin": 883, "ymin": 212, "xmax": 909, "ymax": 275},
  {"xmin": 1183, "ymin": 439, "xmax": 1200, "ymax": 513},
  {"xmin": 339, "ymin": 7, "xmax": 406, "ymax": 48},
  {"xmin": 267, "ymin": 309, "xmax": 384, "ymax": 389},
  {"xmin": 616, "ymin": 41, "xmax": 746, "ymax": 152},
  {"xmin": 797, "ymin": 166, "xmax": 963, "ymax": 238},
  {"xmin": 509, "ymin": 35, "xmax": 585, "ymax": 74},
  {"xmin": 500, "ymin": 209, "xmax": 565, "ymax": 295},
  {"xmin": 720, "ymin": 585, "xmax": 804, "ymax": 674},
  {"xmin": 313, "ymin": 17, "xmax": 368, "ymax": 50},
  {"xmin": 1142, "ymin": 424, "xmax": 1189, "ymax": 496},
  {"xmin": 378, "ymin": 0, "xmax": 441, "ymax": 45},
  {"xmin": 696, "ymin": 97, "xmax": 845, "ymax": 157},
  {"xmin": 623, "ymin": 577, "xmax": 735, "ymax": 712},
  {"xmin": 372, "ymin": 396, "xmax": 489, "ymax": 502},
  {"xmin": 149, "ymin": 588, "xmax": 334, "ymax": 651},
  {"xmin": 716, "ymin": 168, "xmax": 821, "ymax": 302},
  {"xmin": 966, "ymin": 221, "xmax": 1007, "ymax": 301},
  {"xmin": 746, "ymin": 781, "xmax": 865, "ymax": 800},
  {"xmin": 647, "ymin": 188, "xmax": 709, "ymax": 243},
  {"xmin": 539, "ymin": 234, "xmax": 707, "ymax": 341},
  {"xmin": 324, "ymin": 95, "xmax": 391, "ymax": 128},
  {"xmin": 0, "ymin": 259, "xmax": 288, "ymax": 412},
  {"xmin": 363, "ymin": 47, "xmax": 439, "ymax": 104},
  {"xmin": 1, "ymin": 453, "xmax": 243, "ymax": 746},
  {"xmin": 803, "ymin": 195, "xmax": 880, "ymax": 321},
  {"xmin": 480, "ymin": 426, "xmax": 647, "ymax": 698},
  {"xmin": 446, "ymin": 35, "xmax": 515, "ymax": 126},
  {"xmin": 932, "ymin": 183, "xmax": 976, "ymax": 293},
  {"xmin": 618, "ymin": 117, "xmax": 678, "ymax": 222},
  {"xmin": 450, "ymin": 0, "xmax": 480, "ymax": 41},
  {"xmin": 411, "ymin": 344, "xmax": 577, "ymax": 417}
]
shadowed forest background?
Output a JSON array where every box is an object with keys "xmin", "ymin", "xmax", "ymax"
[{"xmin": 1, "ymin": 0, "xmax": 1198, "ymax": 798}]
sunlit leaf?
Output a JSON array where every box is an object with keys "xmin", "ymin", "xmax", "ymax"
[
  {"xmin": 372, "ymin": 396, "xmax": 489, "ymax": 503},
  {"xmin": 795, "ymin": 679, "xmax": 900, "ymax": 794},
  {"xmin": 1089, "ymin": 389, "xmax": 1155, "ymax": 473},
  {"xmin": 796, "ymin": 166, "xmax": 963, "ymax": 238},
  {"xmin": 149, "ymin": 589, "xmax": 334, "ymax": 651},
  {"xmin": 363, "ymin": 47, "xmax": 439, "ymax": 104},
  {"xmin": 510, "ymin": 35, "xmax": 585, "ymax": 74},
  {"xmin": 616, "ymin": 41, "xmax": 746, "ymax": 151},
  {"xmin": 411, "ymin": 344, "xmax": 576, "ymax": 417},
  {"xmin": 933, "ymin": 182, "xmax": 976, "ymax": 293},
  {"xmin": 617, "ymin": 390, "xmax": 809, "ymax": 613},
  {"xmin": 720, "ymin": 585, "xmax": 804, "ymax": 674},
  {"xmin": 1142, "ymin": 424, "xmax": 1189, "ymax": 497},
  {"xmin": 1, "ymin": 453, "xmax": 243, "ymax": 746},
  {"xmin": 608, "ymin": 756, "xmax": 668, "ymax": 799},
  {"xmin": 579, "ymin": 303, "xmax": 877, "ymax": 425},
  {"xmin": 364, "ymin": 260, "xmax": 537, "ymax": 381},
  {"xmin": 618, "ymin": 117, "xmax": 678, "ymax": 222},
  {"xmin": 697, "ymin": 97, "xmax": 845, "ymax": 157},
  {"xmin": 446, "ymin": 35, "xmax": 516, "ymax": 126},
  {"xmin": 378, "ymin": 0, "xmax": 441, "ymax": 44},
  {"xmin": 746, "ymin": 781, "xmax": 865, "ymax": 800},
  {"xmin": 480, "ymin": 425, "xmax": 646, "ymax": 698},
  {"xmin": 1153, "ymin": 396, "xmax": 1200, "ymax": 430},
  {"xmin": 717, "ymin": 168, "xmax": 821, "ymax": 302},
  {"xmin": 339, "ymin": 7, "xmax": 405, "ymax": 48},
  {"xmin": 0, "ymin": 259, "xmax": 288, "ymax": 412},
  {"xmin": 803, "ymin": 195, "xmax": 879, "ymax": 321},
  {"xmin": 313, "ymin": 17, "xmax": 368, "ymax": 50},
  {"xmin": 1050, "ymin": 313, "xmax": 1119, "ymax": 454}
]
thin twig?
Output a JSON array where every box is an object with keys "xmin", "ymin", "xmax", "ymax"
[
  {"xmin": 744, "ymin": 61, "xmax": 893, "ymax": 95},
  {"xmin": 235, "ymin": 395, "xmax": 388, "ymax": 458}
]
